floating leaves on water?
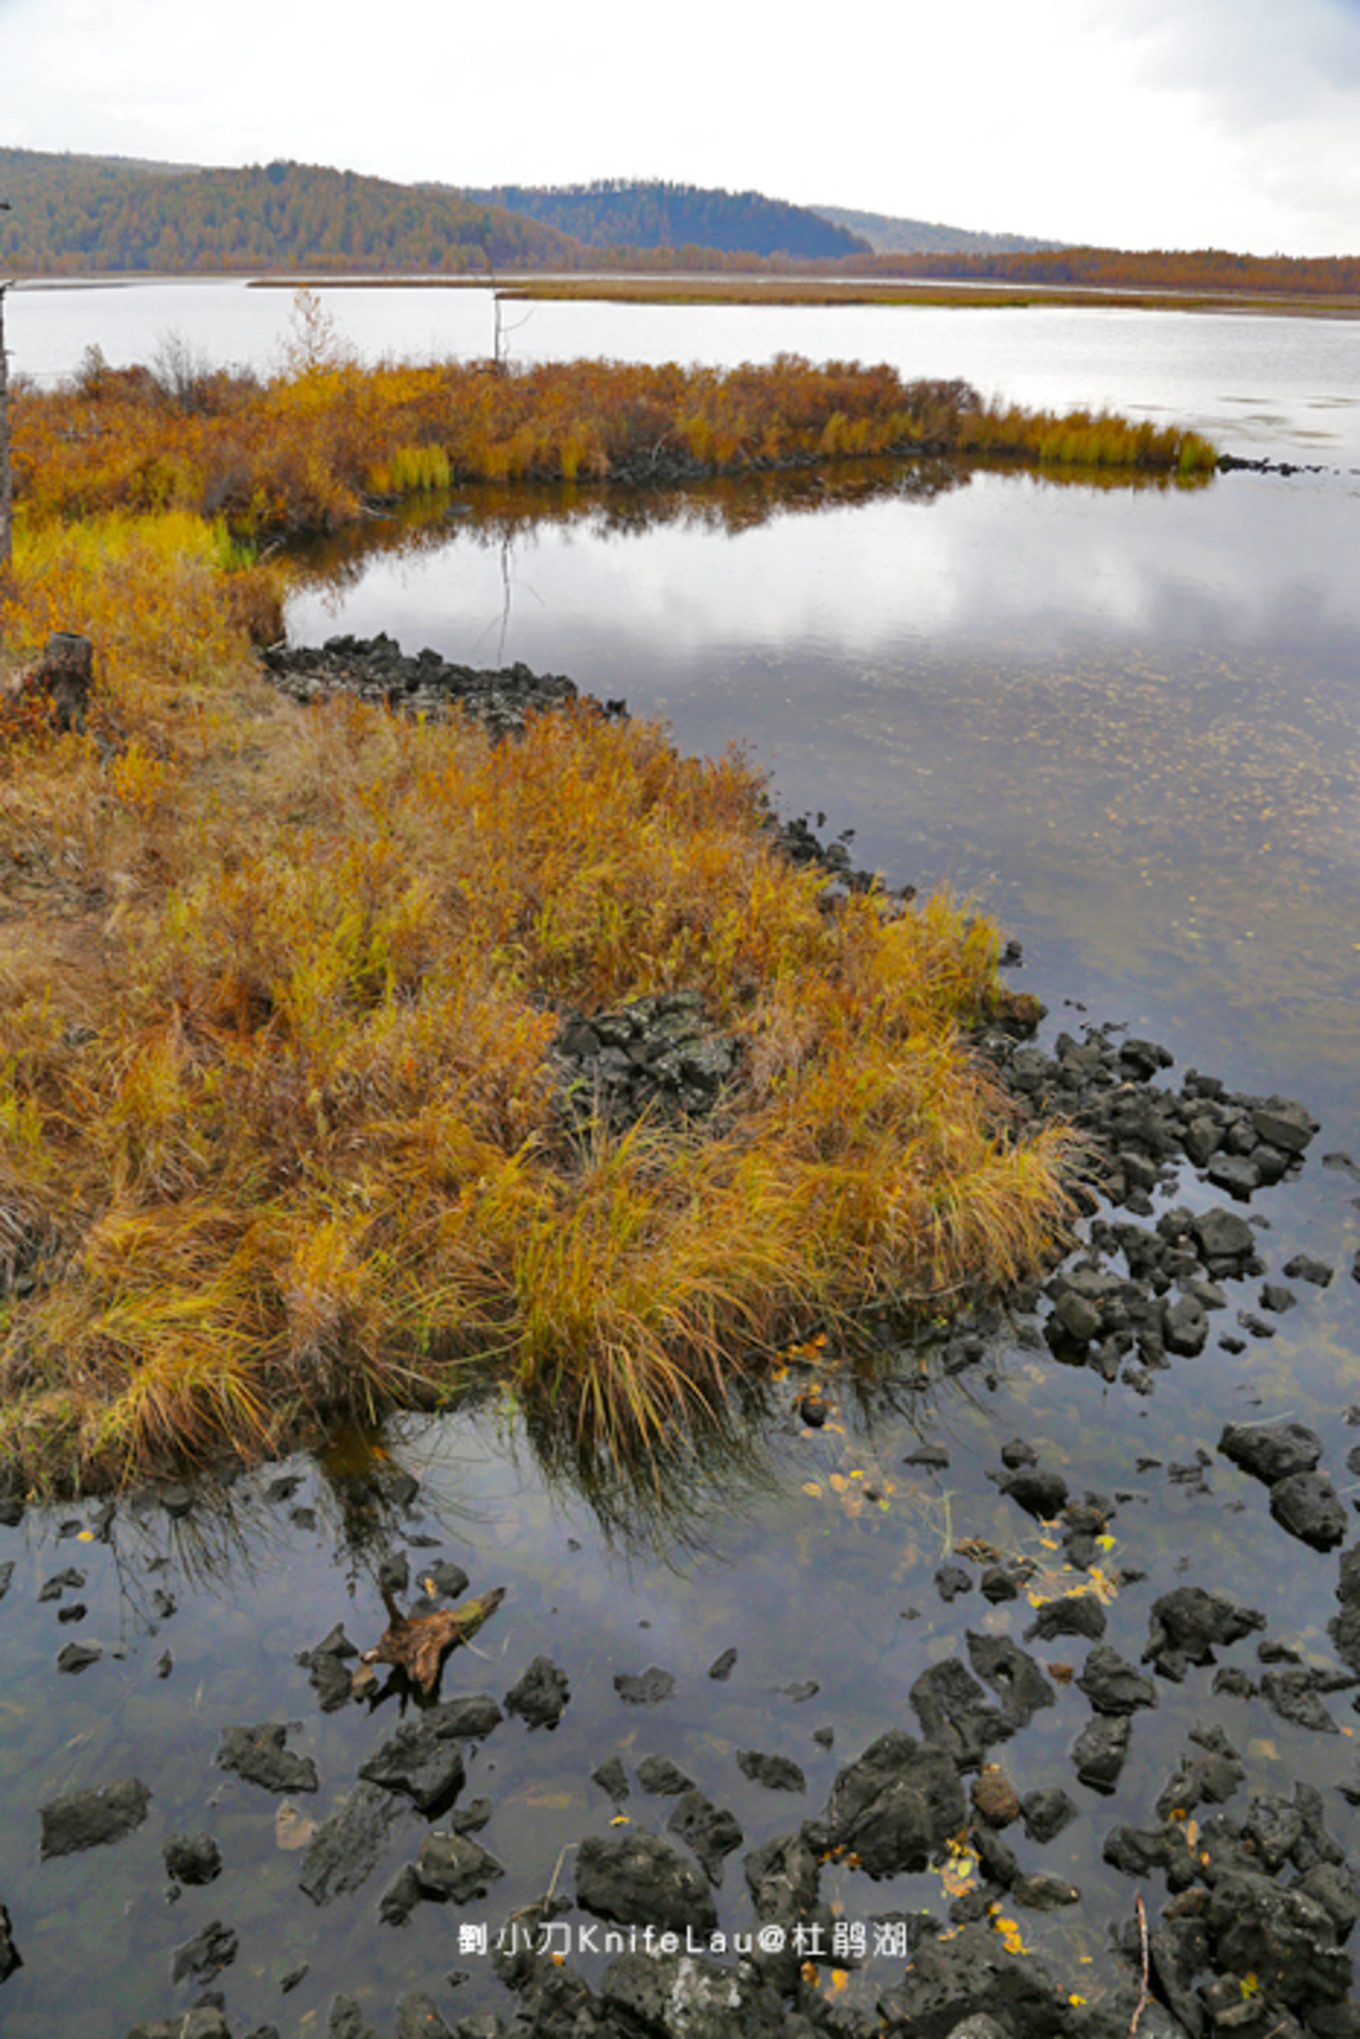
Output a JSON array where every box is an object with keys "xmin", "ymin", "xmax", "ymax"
[
  {"xmin": 275, "ymin": 1801, "xmax": 316, "ymax": 1851},
  {"xmin": 829, "ymin": 1475, "xmax": 849, "ymax": 1494},
  {"xmin": 1249, "ymin": 1738, "xmax": 1278, "ymax": 1761},
  {"xmin": 936, "ymin": 1837, "xmax": 979, "ymax": 1898},
  {"xmin": 802, "ymin": 1482, "xmax": 823, "ymax": 1499}
]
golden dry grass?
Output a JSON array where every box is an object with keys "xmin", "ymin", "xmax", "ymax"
[{"xmin": 0, "ymin": 503, "xmax": 1075, "ymax": 1497}]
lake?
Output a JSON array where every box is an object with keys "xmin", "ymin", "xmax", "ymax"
[{"xmin": 3, "ymin": 280, "xmax": 1360, "ymax": 2038}]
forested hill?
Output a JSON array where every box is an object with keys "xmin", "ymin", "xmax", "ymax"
[
  {"xmin": 811, "ymin": 203, "xmax": 1059, "ymax": 255},
  {"xmin": 0, "ymin": 150, "xmax": 579, "ymax": 274},
  {"xmin": 459, "ymin": 181, "xmax": 871, "ymax": 259}
]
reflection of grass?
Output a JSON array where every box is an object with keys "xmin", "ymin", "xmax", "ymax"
[{"xmin": 0, "ymin": 517, "xmax": 1075, "ymax": 1493}]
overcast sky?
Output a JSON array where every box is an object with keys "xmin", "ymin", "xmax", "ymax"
[{"xmin": 2, "ymin": 0, "xmax": 1357, "ymax": 255}]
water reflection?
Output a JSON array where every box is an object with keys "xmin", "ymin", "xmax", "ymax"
[{"xmin": 286, "ymin": 457, "xmax": 1360, "ymax": 1139}]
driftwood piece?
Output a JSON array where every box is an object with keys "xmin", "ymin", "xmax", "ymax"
[{"xmin": 361, "ymin": 1584, "xmax": 506, "ymax": 1696}]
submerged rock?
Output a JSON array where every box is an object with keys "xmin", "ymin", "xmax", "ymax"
[
  {"xmin": 736, "ymin": 1750, "xmax": 806, "ymax": 1793},
  {"xmin": 163, "ymin": 1833, "xmax": 222, "ymax": 1886},
  {"xmin": 504, "ymin": 1655, "xmax": 570, "ymax": 1729},
  {"xmin": 298, "ymin": 1782, "xmax": 400, "ymax": 1905},
  {"xmin": 169, "ymin": 1918, "xmax": 237, "ymax": 1984},
  {"xmin": 614, "ymin": 1666, "xmax": 676, "ymax": 1706},
  {"xmin": 215, "ymin": 1723, "xmax": 319, "ymax": 1795},
  {"xmin": 40, "ymin": 1778, "xmax": 151, "ymax": 1857}
]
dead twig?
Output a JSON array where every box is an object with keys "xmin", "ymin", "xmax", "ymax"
[{"xmin": 1129, "ymin": 1890, "xmax": 1150, "ymax": 2036}]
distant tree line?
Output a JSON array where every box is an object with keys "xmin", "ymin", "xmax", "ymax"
[
  {"xmin": 864, "ymin": 244, "xmax": 1360, "ymax": 298},
  {"xmin": 459, "ymin": 181, "xmax": 870, "ymax": 260}
]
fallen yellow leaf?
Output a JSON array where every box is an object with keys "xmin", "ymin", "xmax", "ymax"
[{"xmin": 802, "ymin": 1482, "xmax": 823, "ymax": 1498}]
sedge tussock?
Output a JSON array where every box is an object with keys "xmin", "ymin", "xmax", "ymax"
[{"xmin": 0, "ymin": 505, "xmax": 1077, "ymax": 1493}]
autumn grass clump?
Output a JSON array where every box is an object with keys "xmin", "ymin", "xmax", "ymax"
[
  {"xmin": 957, "ymin": 403, "xmax": 1218, "ymax": 474},
  {"xmin": 10, "ymin": 329, "xmax": 1215, "ymax": 546}
]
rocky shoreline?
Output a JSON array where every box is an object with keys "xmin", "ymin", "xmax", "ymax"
[{"xmin": 3, "ymin": 639, "xmax": 1358, "ymax": 2039}]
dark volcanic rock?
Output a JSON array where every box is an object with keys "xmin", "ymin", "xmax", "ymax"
[
  {"xmin": 614, "ymin": 1666, "xmax": 675, "ymax": 1706},
  {"xmin": 1024, "ymin": 1592, "xmax": 1107, "ymax": 1644},
  {"xmin": 327, "ymin": 1996, "xmax": 383, "ymax": 2039},
  {"xmin": 0, "ymin": 1901, "xmax": 21, "ymax": 1984},
  {"xmin": 1261, "ymin": 1663, "xmax": 1356, "ymax": 1733},
  {"xmin": 576, "ymin": 1830, "xmax": 718, "ymax": 1935},
  {"xmin": 708, "ymin": 1647, "xmax": 738, "ymax": 1681},
  {"xmin": 601, "ymin": 1949, "xmax": 777, "ymax": 2039},
  {"xmin": 359, "ymin": 1720, "xmax": 465, "ymax": 1811},
  {"xmin": 1220, "ymin": 1420, "xmax": 1324, "ymax": 1485},
  {"xmin": 876, "ymin": 1919, "xmax": 1084, "ymax": 2039},
  {"xmin": 1270, "ymin": 1470, "xmax": 1347, "ymax": 1551},
  {"xmin": 378, "ymin": 1862, "xmax": 424, "ymax": 1926},
  {"xmin": 736, "ymin": 1750, "xmax": 806, "ymax": 1793},
  {"xmin": 803, "ymin": 1729, "xmax": 965, "ymax": 1877},
  {"xmin": 934, "ymin": 1563, "xmax": 973, "ymax": 1603},
  {"xmin": 1000, "ymin": 1468, "xmax": 1069, "ymax": 1520},
  {"xmin": 216, "ymin": 1723, "xmax": 319, "ymax": 1795},
  {"xmin": 1071, "ymin": 1715, "xmax": 1131, "ymax": 1794},
  {"xmin": 1206, "ymin": 1869, "xmax": 1351, "ymax": 2014},
  {"xmin": 1190, "ymin": 1206, "xmax": 1258, "ymax": 1275},
  {"xmin": 126, "ymin": 2012, "xmax": 231, "ymax": 2039},
  {"xmin": 1333, "ymin": 1545, "xmax": 1360, "ymax": 1672},
  {"xmin": 265, "ymin": 635, "xmax": 593, "ymax": 743},
  {"xmin": 299, "ymin": 1624, "xmax": 357, "ymax": 1712},
  {"xmin": 395, "ymin": 1991, "xmax": 452, "ymax": 2039},
  {"xmin": 413, "ymin": 1831, "xmax": 504, "ymax": 1905},
  {"xmin": 1144, "ymin": 1585, "xmax": 1266, "ymax": 1680},
  {"xmin": 637, "ymin": 1754, "xmax": 694, "ymax": 1796},
  {"xmin": 299, "ymin": 1782, "xmax": 400, "ymax": 1905},
  {"xmin": 966, "ymin": 1634, "xmax": 1056, "ymax": 1729},
  {"xmin": 424, "ymin": 1692, "xmax": 502, "ymax": 1740},
  {"xmin": 40, "ymin": 1778, "xmax": 151, "ymax": 1857},
  {"xmin": 505, "ymin": 1655, "xmax": 570, "ymax": 1729},
  {"xmin": 1284, "ymin": 1252, "xmax": 1332, "ymax": 1287},
  {"xmin": 590, "ymin": 1757, "xmax": 629, "ymax": 1801},
  {"xmin": 56, "ymin": 1640, "xmax": 101, "ymax": 1673},
  {"xmin": 665, "ymin": 1788, "xmax": 743, "ymax": 1885},
  {"xmin": 163, "ymin": 1832, "xmax": 222, "ymax": 1885},
  {"xmin": 1021, "ymin": 1787, "xmax": 1078, "ymax": 1845},
  {"xmin": 909, "ymin": 1658, "xmax": 1012, "ymax": 1770},
  {"xmin": 170, "ymin": 1919, "xmax": 237, "ymax": 1984},
  {"xmin": 1076, "ymin": 1644, "xmax": 1158, "ymax": 1716}
]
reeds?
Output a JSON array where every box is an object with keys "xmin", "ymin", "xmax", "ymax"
[{"xmin": 0, "ymin": 513, "xmax": 1076, "ymax": 1492}]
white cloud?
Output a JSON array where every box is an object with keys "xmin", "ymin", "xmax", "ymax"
[{"xmin": 1, "ymin": 0, "xmax": 1357, "ymax": 253}]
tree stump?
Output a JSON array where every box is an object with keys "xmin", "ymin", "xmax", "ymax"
[{"xmin": 33, "ymin": 633, "xmax": 95, "ymax": 730}]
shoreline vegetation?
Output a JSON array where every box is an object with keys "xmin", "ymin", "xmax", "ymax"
[
  {"xmin": 11, "ymin": 338, "xmax": 1218, "ymax": 546},
  {"xmin": 0, "ymin": 339, "xmax": 1220, "ymax": 1496}
]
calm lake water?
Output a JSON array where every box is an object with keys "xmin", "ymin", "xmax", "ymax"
[{"xmin": 3, "ymin": 282, "xmax": 1360, "ymax": 2037}]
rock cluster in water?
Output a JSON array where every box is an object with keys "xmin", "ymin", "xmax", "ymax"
[{"xmin": 262, "ymin": 634, "xmax": 625, "ymax": 740}]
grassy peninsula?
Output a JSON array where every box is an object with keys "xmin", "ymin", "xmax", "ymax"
[{"xmin": 0, "ymin": 342, "xmax": 1215, "ymax": 1495}]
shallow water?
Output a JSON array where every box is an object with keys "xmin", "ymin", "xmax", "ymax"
[{"xmin": 4, "ymin": 297, "xmax": 1360, "ymax": 2034}]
